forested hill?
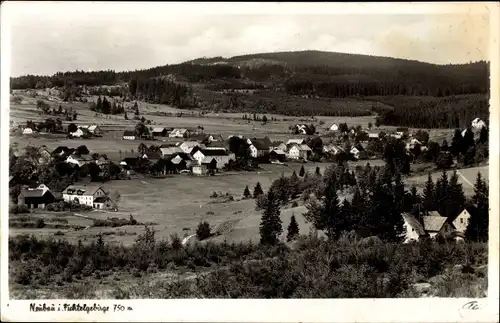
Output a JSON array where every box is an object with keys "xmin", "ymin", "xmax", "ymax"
[{"xmin": 11, "ymin": 50, "xmax": 489, "ymax": 97}]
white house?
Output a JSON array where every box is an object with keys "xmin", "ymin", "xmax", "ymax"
[
  {"xmin": 453, "ymin": 208, "xmax": 472, "ymax": 233},
  {"xmin": 329, "ymin": 123, "xmax": 339, "ymax": 131},
  {"xmin": 169, "ymin": 128, "xmax": 189, "ymax": 138},
  {"xmin": 62, "ymin": 185, "xmax": 107, "ymax": 207},
  {"xmin": 70, "ymin": 128, "xmax": 85, "ymax": 138},
  {"xmin": 296, "ymin": 124, "xmax": 308, "ymax": 135},
  {"xmin": 402, "ymin": 213, "xmax": 427, "ymax": 243},
  {"xmin": 323, "ymin": 144, "xmax": 343, "ymax": 155},
  {"xmin": 368, "ymin": 133, "xmax": 380, "ymax": 139},
  {"xmin": 80, "ymin": 125, "xmax": 101, "ymax": 135},
  {"xmin": 22, "ymin": 127, "xmax": 34, "ymax": 135},
  {"xmin": 350, "ymin": 147, "xmax": 360, "ymax": 159},
  {"xmin": 192, "ymin": 164, "xmax": 207, "ymax": 175},
  {"xmin": 288, "ymin": 144, "xmax": 312, "ymax": 160},
  {"xmin": 179, "ymin": 141, "xmax": 203, "ymax": 154},
  {"xmin": 66, "ymin": 154, "xmax": 93, "ymax": 167},
  {"xmin": 192, "ymin": 149, "xmax": 234, "ymax": 169}
]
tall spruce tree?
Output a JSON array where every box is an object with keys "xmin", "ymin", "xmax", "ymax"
[
  {"xmin": 466, "ymin": 172, "xmax": 489, "ymax": 242},
  {"xmin": 253, "ymin": 182, "xmax": 263, "ymax": 198},
  {"xmin": 299, "ymin": 165, "xmax": 305, "ymax": 177},
  {"xmin": 435, "ymin": 170, "xmax": 449, "ymax": 216},
  {"xmin": 243, "ymin": 185, "xmax": 251, "ymax": 198},
  {"xmin": 259, "ymin": 189, "xmax": 283, "ymax": 245},
  {"xmin": 321, "ymin": 176, "xmax": 343, "ymax": 238},
  {"xmin": 450, "ymin": 129, "xmax": 463, "ymax": 157},
  {"xmin": 446, "ymin": 170, "xmax": 466, "ymax": 219},
  {"xmin": 422, "ymin": 173, "xmax": 436, "ymax": 212},
  {"xmin": 286, "ymin": 214, "xmax": 300, "ymax": 241},
  {"xmin": 315, "ymin": 166, "xmax": 321, "ymax": 177}
]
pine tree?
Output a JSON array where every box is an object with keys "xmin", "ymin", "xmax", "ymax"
[
  {"xmin": 286, "ymin": 214, "xmax": 300, "ymax": 242},
  {"xmin": 462, "ymin": 127, "xmax": 475, "ymax": 155},
  {"xmin": 466, "ymin": 172, "xmax": 489, "ymax": 242},
  {"xmin": 446, "ymin": 170, "xmax": 466, "ymax": 218},
  {"xmin": 450, "ymin": 129, "xmax": 463, "ymax": 157},
  {"xmin": 289, "ymin": 171, "xmax": 300, "ymax": 198},
  {"xmin": 422, "ymin": 173, "xmax": 436, "ymax": 212},
  {"xmin": 321, "ymin": 176, "xmax": 343, "ymax": 238},
  {"xmin": 299, "ymin": 165, "xmax": 305, "ymax": 177},
  {"xmin": 259, "ymin": 189, "xmax": 283, "ymax": 245},
  {"xmin": 315, "ymin": 166, "xmax": 321, "ymax": 177},
  {"xmin": 253, "ymin": 182, "xmax": 263, "ymax": 198},
  {"xmin": 435, "ymin": 170, "xmax": 449, "ymax": 216},
  {"xmin": 96, "ymin": 96, "xmax": 103, "ymax": 112},
  {"xmin": 243, "ymin": 185, "xmax": 251, "ymax": 198}
]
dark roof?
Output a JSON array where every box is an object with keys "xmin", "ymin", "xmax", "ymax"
[
  {"xmin": 52, "ymin": 146, "xmax": 70, "ymax": 155},
  {"xmin": 200, "ymin": 149, "xmax": 228, "ymax": 156},
  {"xmin": 123, "ymin": 130, "xmax": 135, "ymax": 136},
  {"xmin": 142, "ymin": 152, "xmax": 162, "ymax": 160},
  {"xmin": 160, "ymin": 143, "xmax": 177, "ymax": 148},
  {"xmin": 251, "ymin": 138, "xmax": 271, "ymax": 150},
  {"xmin": 19, "ymin": 188, "xmax": 53, "ymax": 198},
  {"xmin": 94, "ymin": 196, "xmax": 112, "ymax": 203}
]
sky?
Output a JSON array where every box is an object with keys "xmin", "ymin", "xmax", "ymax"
[{"xmin": 3, "ymin": 2, "xmax": 492, "ymax": 77}]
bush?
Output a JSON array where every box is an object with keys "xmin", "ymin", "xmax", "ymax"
[
  {"xmin": 10, "ymin": 205, "xmax": 30, "ymax": 214},
  {"xmin": 196, "ymin": 222, "xmax": 212, "ymax": 240},
  {"xmin": 291, "ymin": 201, "xmax": 299, "ymax": 208},
  {"xmin": 35, "ymin": 218, "xmax": 45, "ymax": 228}
]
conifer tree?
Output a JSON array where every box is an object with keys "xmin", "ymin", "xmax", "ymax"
[
  {"xmin": 243, "ymin": 185, "xmax": 251, "ymax": 199},
  {"xmin": 286, "ymin": 214, "xmax": 300, "ymax": 242},
  {"xmin": 435, "ymin": 170, "xmax": 449, "ymax": 216},
  {"xmin": 315, "ymin": 166, "xmax": 321, "ymax": 177},
  {"xmin": 253, "ymin": 182, "xmax": 263, "ymax": 198},
  {"xmin": 478, "ymin": 126, "xmax": 488, "ymax": 144},
  {"xmin": 466, "ymin": 172, "xmax": 489, "ymax": 242},
  {"xmin": 446, "ymin": 170, "xmax": 466, "ymax": 218},
  {"xmin": 422, "ymin": 173, "xmax": 436, "ymax": 212},
  {"xmin": 259, "ymin": 189, "xmax": 283, "ymax": 245},
  {"xmin": 289, "ymin": 171, "xmax": 300, "ymax": 198},
  {"xmin": 322, "ymin": 176, "xmax": 343, "ymax": 238},
  {"xmin": 299, "ymin": 165, "xmax": 305, "ymax": 177},
  {"xmin": 450, "ymin": 129, "xmax": 463, "ymax": 157}
]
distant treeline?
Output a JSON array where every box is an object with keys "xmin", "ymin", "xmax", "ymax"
[{"xmin": 371, "ymin": 94, "xmax": 489, "ymax": 129}]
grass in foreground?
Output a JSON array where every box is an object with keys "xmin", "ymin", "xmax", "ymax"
[{"xmin": 9, "ymin": 227, "xmax": 487, "ymax": 299}]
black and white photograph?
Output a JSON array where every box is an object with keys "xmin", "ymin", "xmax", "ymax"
[{"xmin": 1, "ymin": 2, "xmax": 498, "ymax": 322}]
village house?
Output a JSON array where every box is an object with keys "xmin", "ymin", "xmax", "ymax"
[
  {"xmin": 179, "ymin": 141, "xmax": 204, "ymax": 154},
  {"xmin": 402, "ymin": 213, "xmax": 428, "ymax": 243},
  {"xmin": 17, "ymin": 184, "xmax": 55, "ymax": 209},
  {"xmin": 160, "ymin": 146, "xmax": 184, "ymax": 157},
  {"xmin": 169, "ymin": 128, "xmax": 189, "ymax": 138},
  {"xmin": 22, "ymin": 127, "xmax": 35, "ymax": 135},
  {"xmin": 296, "ymin": 124, "xmax": 308, "ymax": 135},
  {"xmin": 329, "ymin": 123, "xmax": 339, "ymax": 131},
  {"xmin": 368, "ymin": 133, "xmax": 380, "ymax": 140},
  {"xmin": 323, "ymin": 143, "xmax": 343, "ymax": 156},
  {"xmin": 151, "ymin": 127, "xmax": 169, "ymax": 137},
  {"xmin": 201, "ymin": 157, "xmax": 218, "ymax": 172},
  {"xmin": 350, "ymin": 147, "xmax": 361, "ymax": 159},
  {"xmin": 80, "ymin": 125, "xmax": 101, "ymax": 135},
  {"xmin": 272, "ymin": 141, "xmax": 288, "ymax": 152},
  {"xmin": 453, "ymin": 208, "xmax": 472, "ymax": 233},
  {"xmin": 287, "ymin": 144, "xmax": 312, "ymax": 160},
  {"xmin": 122, "ymin": 130, "xmax": 136, "ymax": 140},
  {"xmin": 140, "ymin": 151, "xmax": 162, "ymax": 162},
  {"xmin": 120, "ymin": 157, "xmax": 139, "ymax": 169},
  {"xmin": 248, "ymin": 137, "xmax": 272, "ymax": 159},
  {"xmin": 396, "ymin": 127, "xmax": 409, "ymax": 137},
  {"xmin": 286, "ymin": 138, "xmax": 307, "ymax": 146},
  {"xmin": 62, "ymin": 185, "xmax": 107, "ymax": 207},
  {"xmin": 422, "ymin": 213, "xmax": 455, "ymax": 239},
  {"xmin": 270, "ymin": 150, "xmax": 287, "ymax": 163},
  {"xmin": 192, "ymin": 163, "xmax": 207, "ymax": 175},
  {"xmin": 66, "ymin": 153, "xmax": 93, "ymax": 167},
  {"xmin": 38, "ymin": 146, "xmax": 53, "ymax": 164},
  {"xmin": 192, "ymin": 148, "xmax": 233, "ymax": 169},
  {"xmin": 92, "ymin": 196, "xmax": 116, "ymax": 210}
]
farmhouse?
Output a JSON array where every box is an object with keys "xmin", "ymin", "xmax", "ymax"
[
  {"xmin": 422, "ymin": 213, "xmax": 455, "ymax": 239},
  {"xmin": 323, "ymin": 144, "xmax": 343, "ymax": 155},
  {"xmin": 169, "ymin": 128, "xmax": 189, "ymax": 138},
  {"xmin": 248, "ymin": 137, "xmax": 272, "ymax": 159},
  {"xmin": 160, "ymin": 146, "xmax": 184, "ymax": 157},
  {"xmin": 453, "ymin": 208, "xmax": 472, "ymax": 233},
  {"xmin": 80, "ymin": 125, "xmax": 101, "ymax": 135},
  {"xmin": 93, "ymin": 196, "xmax": 116, "ymax": 210},
  {"xmin": 62, "ymin": 185, "xmax": 107, "ymax": 207},
  {"xmin": 151, "ymin": 127, "xmax": 169, "ymax": 137},
  {"xmin": 122, "ymin": 131, "xmax": 136, "ymax": 140},
  {"xmin": 288, "ymin": 144, "xmax": 312, "ymax": 160},
  {"xmin": 329, "ymin": 123, "xmax": 339, "ymax": 131},
  {"xmin": 179, "ymin": 141, "xmax": 204, "ymax": 154},
  {"xmin": 66, "ymin": 153, "xmax": 93, "ymax": 167},
  {"xmin": 270, "ymin": 150, "xmax": 287, "ymax": 163},
  {"xmin": 17, "ymin": 184, "xmax": 55, "ymax": 209},
  {"xmin": 192, "ymin": 148, "xmax": 233, "ymax": 169},
  {"xmin": 286, "ymin": 138, "xmax": 306, "ymax": 146},
  {"xmin": 22, "ymin": 127, "xmax": 34, "ymax": 135},
  {"xmin": 402, "ymin": 213, "xmax": 428, "ymax": 243}
]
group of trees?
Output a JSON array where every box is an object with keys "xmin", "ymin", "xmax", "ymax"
[
  {"xmin": 36, "ymin": 101, "xmax": 78, "ymax": 121},
  {"xmin": 90, "ymin": 96, "xmax": 125, "ymax": 115},
  {"xmin": 374, "ymin": 95, "xmax": 489, "ymax": 129},
  {"xmin": 257, "ymin": 157, "xmax": 489, "ymax": 245},
  {"xmin": 128, "ymin": 77, "xmax": 196, "ymax": 108}
]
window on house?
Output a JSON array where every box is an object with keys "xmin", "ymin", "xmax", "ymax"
[{"xmin": 460, "ymin": 218, "xmax": 463, "ymax": 224}]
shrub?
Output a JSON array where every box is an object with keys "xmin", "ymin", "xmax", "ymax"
[
  {"xmin": 35, "ymin": 218, "xmax": 45, "ymax": 228},
  {"xmin": 291, "ymin": 201, "xmax": 299, "ymax": 208},
  {"xmin": 54, "ymin": 231, "xmax": 65, "ymax": 236},
  {"xmin": 9, "ymin": 205, "xmax": 30, "ymax": 214},
  {"xmin": 196, "ymin": 222, "xmax": 212, "ymax": 240}
]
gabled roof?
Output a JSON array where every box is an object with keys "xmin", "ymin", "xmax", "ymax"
[
  {"xmin": 402, "ymin": 213, "xmax": 426, "ymax": 236},
  {"xmin": 201, "ymin": 157, "xmax": 217, "ymax": 164},
  {"xmin": 62, "ymin": 185, "xmax": 105, "ymax": 196},
  {"xmin": 173, "ymin": 152, "xmax": 195, "ymax": 161},
  {"xmin": 52, "ymin": 146, "xmax": 71, "ymax": 155},
  {"xmin": 160, "ymin": 147, "xmax": 183, "ymax": 155},
  {"xmin": 250, "ymin": 138, "xmax": 271, "ymax": 150},
  {"xmin": 152, "ymin": 127, "xmax": 167, "ymax": 133},
  {"xmin": 422, "ymin": 215, "xmax": 448, "ymax": 232},
  {"xmin": 171, "ymin": 128, "xmax": 188, "ymax": 133},
  {"xmin": 123, "ymin": 130, "xmax": 135, "ymax": 136},
  {"xmin": 428, "ymin": 211, "xmax": 442, "ymax": 217},
  {"xmin": 94, "ymin": 196, "xmax": 113, "ymax": 203},
  {"xmin": 19, "ymin": 186, "xmax": 53, "ymax": 198},
  {"xmin": 199, "ymin": 148, "xmax": 228, "ymax": 156},
  {"xmin": 298, "ymin": 144, "xmax": 312, "ymax": 151},
  {"xmin": 142, "ymin": 152, "xmax": 162, "ymax": 160},
  {"xmin": 286, "ymin": 138, "xmax": 306, "ymax": 145},
  {"xmin": 67, "ymin": 153, "xmax": 93, "ymax": 162},
  {"xmin": 271, "ymin": 149, "xmax": 286, "ymax": 155}
]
